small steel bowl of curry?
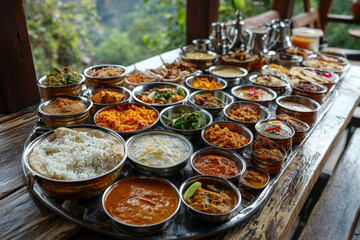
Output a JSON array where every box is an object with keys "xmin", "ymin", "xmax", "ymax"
[
  {"xmin": 255, "ymin": 119, "xmax": 295, "ymax": 151},
  {"xmin": 201, "ymin": 121, "xmax": 254, "ymax": 157},
  {"xmin": 208, "ymin": 65, "xmax": 248, "ymax": 88},
  {"xmin": 231, "ymin": 85, "xmax": 277, "ymax": 108},
  {"xmin": 37, "ymin": 70, "xmax": 85, "ymax": 101},
  {"xmin": 276, "ymin": 95, "xmax": 320, "ymax": 125},
  {"xmin": 191, "ymin": 147, "xmax": 246, "ymax": 182},
  {"xmin": 223, "ymin": 101, "xmax": 272, "ymax": 134},
  {"xmin": 189, "ymin": 90, "xmax": 234, "ymax": 117},
  {"xmin": 102, "ymin": 176, "xmax": 181, "ymax": 235},
  {"xmin": 276, "ymin": 114, "xmax": 310, "ymax": 144},
  {"xmin": 291, "ymin": 80, "xmax": 327, "ymax": 104},
  {"xmin": 179, "ymin": 175, "xmax": 241, "ymax": 222},
  {"xmin": 81, "ymin": 85, "xmax": 132, "ymax": 116},
  {"xmin": 248, "ymin": 74, "xmax": 289, "ymax": 95},
  {"xmin": 239, "ymin": 166, "xmax": 270, "ymax": 191},
  {"xmin": 83, "ymin": 64, "xmax": 127, "ymax": 88},
  {"xmin": 180, "ymin": 48, "xmax": 218, "ymax": 70},
  {"xmin": 185, "ymin": 74, "xmax": 227, "ymax": 93},
  {"xmin": 37, "ymin": 96, "xmax": 92, "ymax": 128},
  {"xmin": 250, "ymin": 135, "xmax": 288, "ymax": 175}
]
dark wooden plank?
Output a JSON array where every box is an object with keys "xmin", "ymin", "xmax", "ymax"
[
  {"xmin": 0, "ymin": 0, "xmax": 40, "ymax": 114},
  {"xmin": 327, "ymin": 14, "xmax": 360, "ymax": 24},
  {"xmin": 272, "ymin": 0, "xmax": 295, "ymax": 19},
  {"xmin": 299, "ymin": 128, "xmax": 360, "ymax": 240},
  {"xmin": 186, "ymin": 0, "xmax": 219, "ymax": 44},
  {"xmin": 0, "ymin": 186, "xmax": 79, "ymax": 240},
  {"xmin": 0, "ymin": 105, "xmax": 37, "ymax": 199},
  {"xmin": 318, "ymin": 0, "xmax": 333, "ymax": 34}
]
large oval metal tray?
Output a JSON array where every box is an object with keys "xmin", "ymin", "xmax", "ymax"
[{"xmin": 22, "ymin": 73, "xmax": 340, "ymax": 239}]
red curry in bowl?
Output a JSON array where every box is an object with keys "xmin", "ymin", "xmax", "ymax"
[{"xmin": 193, "ymin": 154, "xmax": 240, "ymax": 178}]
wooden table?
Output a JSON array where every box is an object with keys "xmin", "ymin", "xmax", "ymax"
[{"xmin": 1, "ymin": 50, "xmax": 360, "ymax": 240}]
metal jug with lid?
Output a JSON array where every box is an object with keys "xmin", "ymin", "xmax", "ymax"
[
  {"xmin": 267, "ymin": 19, "xmax": 292, "ymax": 51},
  {"xmin": 246, "ymin": 26, "xmax": 279, "ymax": 56},
  {"xmin": 209, "ymin": 22, "xmax": 228, "ymax": 54},
  {"xmin": 227, "ymin": 10, "xmax": 249, "ymax": 52}
]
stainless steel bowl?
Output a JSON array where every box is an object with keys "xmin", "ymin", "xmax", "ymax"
[
  {"xmin": 132, "ymin": 82, "xmax": 190, "ymax": 111},
  {"xmin": 188, "ymin": 90, "xmax": 234, "ymax": 116},
  {"xmin": 239, "ymin": 166, "xmax": 270, "ymax": 191},
  {"xmin": 94, "ymin": 102, "xmax": 159, "ymax": 139},
  {"xmin": 201, "ymin": 121, "xmax": 253, "ymax": 155},
  {"xmin": 37, "ymin": 74, "xmax": 85, "ymax": 101},
  {"xmin": 276, "ymin": 113, "xmax": 310, "ymax": 144},
  {"xmin": 291, "ymin": 80, "xmax": 327, "ymax": 104},
  {"xmin": 179, "ymin": 175, "xmax": 241, "ymax": 222},
  {"xmin": 102, "ymin": 176, "xmax": 181, "ymax": 235},
  {"xmin": 190, "ymin": 147, "xmax": 246, "ymax": 182},
  {"xmin": 248, "ymin": 74, "xmax": 289, "ymax": 95},
  {"xmin": 208, "ymin": 65, "xmax": 248, "ymax": 88},
  {"xmin": 126, "ymin": 130, "xmax": 193, "ymax": 177},
  {"xmin": 180, "ymin": 49, "xmax": 218, "ymax": 70},
  {"xmin": 276, "ymin": 95, "xmax": 321, "ymax": 125},
  {"xmin": 223, "ymin": 101, "xmax": 271, "ymax": 133},
  {"xmin": 231, "ymin": 85, "xmax": 277, "ymax": 108},
  {"xmin": 272, "ymin": 52, "xmax": 303, "ymax": 67},
  {"xmin": 255, "ymin": 119, "xmax": 295, "ymax": 151},
  {"xmin": 83, "ymin": 64, "xmax": 127, "ymax": 88},
  {"xmin": 184, "ymin": 74, "xmax": 227, "ymax": 92},
  {"xmin": 37, "ymin": 95, "xmax": 92, "ymax": 128},
  {"xmin": 81, "ymin": 85, "xmax": 132, "ymax": 116},
  {"xmin": 22, "ymin": 124, "xmax": 127, "ymax": 200},
  {"xmin": 159, "ymin": 104, "xmax": 213, "ymax": 140}
]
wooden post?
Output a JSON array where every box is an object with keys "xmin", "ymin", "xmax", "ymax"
[
  {"xmin": 186, "ymin": 0, "xmax": 220, "ymax": 44},
  {"xmin": 319, "ymin": 0, "xmax": 333, "ymax": 34},
  {"xmin": 272, "ymin": 0, "xmax": 295, "ymax": 19},
  {"xmin": 0, "ymin": 0, "xmax": 39, "ymax": 113}
]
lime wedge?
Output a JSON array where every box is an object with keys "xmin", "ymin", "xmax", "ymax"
[{"xmin": 183, "ymin": 181, "xmax": 201, "ymax": 200}]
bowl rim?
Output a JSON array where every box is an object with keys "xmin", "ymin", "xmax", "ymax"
[
  {"xmin": 102, "ymin": 175, "xmax": 181, "ymax": 228},
  {"xmin": 276, "ymin": 95, "xmax": 321, "ymax": 113},
  {"xmin": 23, "ymin": 124, "xmax": 128, "ymax": 183},
  {"xmin": 254, "ymin": 118, "xmax": 295, "ymax": 140},
  {"xmin": 201, "ymin": 120, "xmax": 254, "ymax": 150},
  {"xmin": 159, "ymin": 104, "xmax": 213, "ymax": 133},
  {"xmin": 231, "ymin": 84, "xmax": 278, "ymax": 103},
  {"xmin": 38, "ymin": 95, "xmax": 93, "ymax": 117},
  {"xmin": 239, "ymin": 166, "xmax": 270, "ymax": 190},
  {"xmin": 190, "ymin": 147, "xmax": 246, "ymax": 180},
  {"xmin": 37, "ymin": 73, "xmax": 85, "ymax": 88},
  {"xmin": 223, "ymin": 101, "xmax": 272, "ymax": 125},
  {"xmin": 188, "ymin": 90, "xmax": 234, "ymax": 111},
  {"xmin": 83, "ymin": 64, "xmax": 128, "ymax": 79},
  {"xmin": 208, "ymin": 65, "xmax": 248, "ymax": 79},
  {"xmin": 179, "ymin": 175, "xmax": 241, "ymax": 217},
  {"xmin": 132, "ymin": 81, "xmax": 190, "ymax": 107},
  {"xmin": 180, "ymin": 49, "xmax": 218, "ymax": 61},
  {"xmin": 81, "ymin": 85, "xmax": 132, "ymax": 106},
  {"xmin": 248, "ymin": 73, "xmax": 289, "ymax": 88},
  {"xmin": 93, "ymin": 102, "xmax": 159, "ymax": 135},
  {"xmin": 185, "ymin": 74, "xmax": 228, "ymax": 91},
  {"xmin": 125, "ymin": 130, "xmax": 194, "ymax": 170},
  {"xmin": 250, "ymin": 136, "xmax": 288, "ymax": 163}
]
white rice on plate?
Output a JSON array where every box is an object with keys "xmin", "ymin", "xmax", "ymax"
[{"xmin": 29, "ymin": 127, "xmax": 124, "ymax": 180}]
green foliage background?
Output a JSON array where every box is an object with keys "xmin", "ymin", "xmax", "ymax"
[{"xmin": 24, "ymin": 0, "xmax": 359, "ymax": 78}]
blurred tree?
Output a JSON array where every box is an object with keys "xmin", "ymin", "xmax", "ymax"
[{"xmin": 24, "ymin": 0, "xmax": 99, "ymax": 77}]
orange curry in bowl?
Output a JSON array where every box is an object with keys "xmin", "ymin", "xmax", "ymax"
[
  {"xmin": 193, "ymin": 155, "xmax": 240, "ymax": 178},
  {"xmin": 104, "ymin": 178, "xmax": 179, "ymax": 226}
]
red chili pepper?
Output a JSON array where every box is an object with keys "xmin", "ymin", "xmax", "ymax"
[{"xmin": 266, "ymin": 125, "xmax": 282, "ymax": 132}]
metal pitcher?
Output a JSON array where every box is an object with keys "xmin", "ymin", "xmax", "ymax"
[
  {"xmin": 227, "ymin": 10, "xmax": 250, "ymax": 52},
  {"xmin": 246, "ymin": 26, "xmax": 279, "ymax": 56},
  {"xmin": 209, "ymin": 22, "xmax": 228, "ymax": 54},
  {"xmin": 266, "ymin": 19, "xmax": 292, "ymax": 51}
]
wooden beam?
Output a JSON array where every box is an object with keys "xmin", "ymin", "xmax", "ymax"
[
  {"xmin": 318, "ymin": 0, "xmax": 333, "ymax": 34},
  {"xmin": 327, "ymin": 14, "xmax": 360, "ymax": 24},
  {"xmin": 272, "ymin": 0, "xmax": 295, "ymax": 19},
  {"xmin": 0, "ymin": 0, "xmax": 39, "ymax": 114},
  {"xmin": 244, "ymin": 10, "xmax": 280, "ymax": 27},
  {"xmin": 186, "ymin": 0, "xmax": 219, "ymax": 44},
  {"xmin": 292, "ymin": 9, "xmax": 320, "ymax": 28}
]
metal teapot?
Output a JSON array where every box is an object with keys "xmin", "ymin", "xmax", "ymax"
[
  {"xmin": 227, "ymin": 10, "xmax": 250, "ymax": 52},
  {"xmin": 246, "ymin": 26, "xmax": 279, "ymax": 56}
]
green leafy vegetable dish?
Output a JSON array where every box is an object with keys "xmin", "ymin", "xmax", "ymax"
[
  {"xmin": 43, "ymin": 66, "xmax": 81, "ymax": 86},
  {"xmin": 162, "ymin": 110, "xmax": 206, "ymax": 130}
]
